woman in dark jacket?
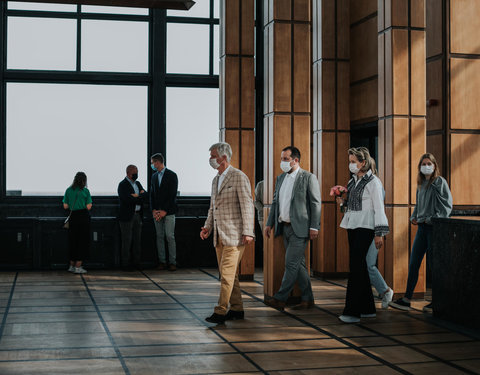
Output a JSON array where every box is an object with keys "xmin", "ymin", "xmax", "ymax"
[{"xmin": 63, "ymin": 172, "xmax": 92, "ymax": 274}]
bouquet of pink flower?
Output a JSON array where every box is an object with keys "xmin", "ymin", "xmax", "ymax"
[
  {"xmin": 330, "ymin": 185, "xmax": 348, "ymax": 212},
  {"xmin": 329, "ymin": 185, "xmax": 348, "ymax": 197}
]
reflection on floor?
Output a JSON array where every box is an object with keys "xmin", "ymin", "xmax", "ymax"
[{"xmin": 0, "ymin": 269, "xmax": 479, "ymax": 374}]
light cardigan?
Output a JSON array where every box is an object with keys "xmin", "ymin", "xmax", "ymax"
[
  {"xmin": 410, "ymin": 176, "xmax": 452, "ymax": 224},
  {"xmin": 340, "ymin": 170, "xmax": 390, "ymax": 237}
]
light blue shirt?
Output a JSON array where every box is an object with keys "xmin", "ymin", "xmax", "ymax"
[
  {"xmin": 157, "ymin": 167, "xmax": 166, "ymax": 187},
  {"xmin": 127, "ymin": 177, "xmax": 141, "ymax": 212}
]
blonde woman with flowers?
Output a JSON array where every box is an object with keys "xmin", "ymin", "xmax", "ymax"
[
  {"xmin": 336, "ymin": 147, "xmax": 389, "ymax": 323},
  {"xmin": 390, "ymin": 153, "xmax": 452, "ymax": 313}
]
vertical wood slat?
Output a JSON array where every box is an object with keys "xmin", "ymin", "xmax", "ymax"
[
  {"xmin": 220, "ymin": 0, "xmax": 255, "ymax": 278},
  {"xmin": 379, "ymin": 0, "xmax": 427, "ymax": 296}
]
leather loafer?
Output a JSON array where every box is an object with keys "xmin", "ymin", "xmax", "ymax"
[
  {"xmin": 291, "ymin": 300, "xmax": 315, "ymax": 310},
  {"xmin": 225, "ymin": 310, "xmax": 245, "ymax": 320},
  {"xmin": 265, "ymin": 298, "xmax": 286, "ymax": 311},
  {"xmin": 157, "ymin": 262, "xmax": 166, "ymax": 270},
  {"xmin": 168, "ymin": 264, "xmax": 177, "ymax": 271},
  {"xmin": 205, "ymin": 313, "xmax": 226, "ymax": 324}
]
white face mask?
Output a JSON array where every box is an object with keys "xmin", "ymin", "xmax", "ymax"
[
  {"xmin": 349, "ymin": 163, "xmax": 360, "ymax": 174},
  {"xmin": 209, "ymin": 157, "xmax": 220, "ymax": 170},
  {"xmin": 280, "ymin": 161, "xmax": 292, "ymax": 173},
  {"xmin": 421, "ymin": 164, "xmax": 434, "ymax": 175}
]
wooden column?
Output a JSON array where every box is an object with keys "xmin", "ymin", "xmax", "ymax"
[
  {"xmin": 311, "ymin": 0, "xmax": 350, "ymax": 276},
  {"xmin": 378, "ymin": 0, "xmax": 427, "ymax": 297},
  {"xmin": 219, "ymin": 0, "xmax": 255, "ymax": 279},
  {"xmin": 426, "ymin": 0, "xmax": 480, "ymax": 210},
  {"xmin": 263, "ymin": 0, "xmax": 312, "ymax": 301}
]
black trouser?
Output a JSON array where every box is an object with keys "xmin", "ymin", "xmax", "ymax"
[
  {"xmin": 119, "ymin": 212, "xmax": 142, "ymax": 267},
  {"xmin": 68, "ymin": 209, "xmax": 91, "ymax": 262},
  {"xmin": 343, "ymin": 228, "xmax": 376, "ymax": 317}
]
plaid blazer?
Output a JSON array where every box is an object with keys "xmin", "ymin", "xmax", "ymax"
[{"xmin": 204, "ymin": 166, "xmax": 255, "ymax": 247}]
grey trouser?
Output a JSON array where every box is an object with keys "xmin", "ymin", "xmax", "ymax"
[
  {"xmin": 154, "ymin": 214, "xmax": 176, "ymax": 265},
  {"xmin": 274, "ymin": 224, "xmax": 314, "ymax": 302},
  {"xmin": 119, "ymin": 212, "xmax": 142, "ymax": 267}
]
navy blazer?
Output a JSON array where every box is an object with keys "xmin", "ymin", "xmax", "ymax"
[
  {"xmin": 117, "ymin": 178, "xmax": 147, "ymax": 222},
  {"xmin": 150, "ymin": 168, "xmax": 178, "ymax": 215}
]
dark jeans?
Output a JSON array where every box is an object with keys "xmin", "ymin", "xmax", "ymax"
[
  {"xmin": 343, "ymin": 228, "xmax": 376, "ymax": 317},
  {"xmin": 405, "ymin": 223, "xmax": 432, "ymax": 299},
  {"xmin": 119, "ymin": 213, "xmax": 142, "ymax": 267},
  {"xmin": 68, "ymin": 209, "xmax": 90, "ymax": 261}
]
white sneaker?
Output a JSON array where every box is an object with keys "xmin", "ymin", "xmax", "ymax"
[
  {"xmin": 382, "ymin": 288, "xmax": 394, "ymax": 309},
  {"xmin": 68, "ymin": 265, "xmax": 75, "ymax": 273},
  {"xmin": 339, "ymin": 315, "xmax": 360, "ymax": 323},
  {"xmin": 360, "ymin": 313, "xmax": 376, "ymax": 318},
  {"xmin": 74, "ymin": 267, "xmax": 87, "ymax": 274}
]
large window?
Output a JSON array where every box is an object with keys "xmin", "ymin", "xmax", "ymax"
[{"xmin": 1, "ymin": 1, "xmax": 219, "ymax": 198}]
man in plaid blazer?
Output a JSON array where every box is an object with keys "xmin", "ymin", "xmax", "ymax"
[{"xmin": 200, "ymin": 142, "xmax": 255, "ymax": 324}]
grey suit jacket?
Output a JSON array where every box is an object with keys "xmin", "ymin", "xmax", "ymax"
[{"xmin": 266, "ymin": 169, "xmax": 321, "ymax": 238}]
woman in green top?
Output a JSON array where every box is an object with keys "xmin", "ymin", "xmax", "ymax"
[
  {"xmin": 63, "ymin": 172, "xmax": 92, "ymax": 274},
  {"xmin": 390, "ymin": 153, "xmax": 452, "ymax": 312}
]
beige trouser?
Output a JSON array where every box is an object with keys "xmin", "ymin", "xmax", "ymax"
[{"xmin": 214, "ymin": 243, "xmax": 245, "ymax": 315}]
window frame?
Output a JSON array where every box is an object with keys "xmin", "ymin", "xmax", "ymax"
[{"xmin": 0, "ymin": 1, "xmax": 219, "ymax": 203}]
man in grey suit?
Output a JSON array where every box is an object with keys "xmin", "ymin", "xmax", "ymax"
[{"xmin": 264, "ymin": 146, "xmax": 321, "ymax": 310}]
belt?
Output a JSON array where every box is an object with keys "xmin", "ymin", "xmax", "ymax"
[{"xmin": 282, "ymin": 222, "xmax": 291, "ymax": 226}]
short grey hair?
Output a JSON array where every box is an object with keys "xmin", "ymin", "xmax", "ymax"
[{"xmin": 209, "ymin": 142, "xmax": 232, "ymax": 162}]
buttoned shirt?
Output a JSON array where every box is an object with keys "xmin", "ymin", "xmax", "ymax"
[
  {"xmin": 127, "ymin": 177, "xmax": 141, "ymax": 212},
  {"xmin": 217, "ymin": 165, "xmax": 232, "ymax": 191},
  {"xmin": 157, "ymin": 167, "xmax": 166, "ymax": 187},
  {"xmin": 278, "ymin": 167, "xmax": 300, "ymax": 223}
]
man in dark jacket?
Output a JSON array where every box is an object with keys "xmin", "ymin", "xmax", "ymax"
[
  {"xmin": 118, "ymin": 165, "xmax": 147, "ymax": 270},
  {"xmin": 150, "ymin": 153, "xmax": 178, "ymax": 271}
]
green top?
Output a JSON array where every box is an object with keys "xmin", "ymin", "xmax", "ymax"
[
  {"xmin": 63, "ymin": 186, "xmax": 92, "ymax": 211},
  {"xmin": 410, "ymin": 176, "xmax": 452, "ymax": 224}
]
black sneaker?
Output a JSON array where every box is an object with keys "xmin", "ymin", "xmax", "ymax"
[
  {"xmin": 389, "ymin": 298, "xmax": 411, "ymax": 311},
  {"xmin": 225, "ymin": 310, "xmax": 244, "ymax": 321},
  {"xmin": 205, "ymin": 313, "xmax": 226, "ymax": 324},
  {"xmin": 422, "ymin": 302, "xmax": 433, "ymax": 313}
]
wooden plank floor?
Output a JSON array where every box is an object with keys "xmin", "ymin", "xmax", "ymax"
[{"xmin": 0, "ymin": 269, "xmax": 478, "ymax": 374}]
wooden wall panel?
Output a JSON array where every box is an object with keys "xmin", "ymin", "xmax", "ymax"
[
  {"xmin": 294, "ymin": 0, "xmax": 310, "ymax": 21},
  {"xmin": 393, "ymin": 118, "xmax": 410, "ymax": 204},
  {"xmin": 321, "ymin": 132, "xmax": 336, "ymax": 202},
  {"xmin": 426, "ymin": 59, "xmax": 443, "ymax": 131},
  {"xmin": 337, "ymin": 62, "xmax": 350, "ymax": 130},
  {"xmin": 450, "ymin": 133, "xmax": 480, "ymax": 205},
  {"xmin": 350, "ymin": 0, "xmax": 377, "ymax": 24},
  {"xmin": 273, "ymin": 115, "xmax": 292, "ymax": 178},
  {"xmin": 392, "ymin": 207, "xmax": 410, "ymax": 292},
  {"xmin": 450, "ymin": 0, "xmax": 480, "ymax": 54},
  {"xmin": 350, "ymin": 79, "xmax": 378, "ymax": 122},
  {"xmin": 273, "ymin": 23, "xmax": 292, "ymax": 112},
  {"xmin": 224, "ymin": 0, "xmax": 239, "ymax": 55},
  {"xmin": 224, "ymin": 129, "xmax": 240, "ymax": 169},
  {"xmin": 411, "ymin": 0, "xmax": 426, "ymax": 28},
  {"xmin": 317, "ymin": 203, "xmax": 336, "ymax": 272},
  {"xmin": 336, "ymin": 0, "xmax": 350, "ymax": 60},
  {"xmin": 293, "ymin": 115, "xmax": 311, "ymax": 172},
  {"xmin": 336, "ymin": 206, "xmax": 349, "ymax": 272},
  {"xmin": 224, "ymin": 57, "xmax": 240, "ymax": 127},
  {"xmin": 378, "ymin": 33, "xmax": 385, "ymax": 118},
  {"xmin": 384, "ymin": 118, "xmax": 393, "ymax": 205},
  {"xmin": 411, "ymin": 119, "xmax": 426, "ymax": 204},
  {"xmin": 426, "ymin": 0, "xmax": 442, "ymax": 58},
  {"xmin": 241, "ymin": 0, "xmax": 254, "ymax": 55},
  {"xmin": 350, "ymin": 16, "xmax": 378, "ymax": 82},
  {"xmin": 450, "ymin": 58, "xmax": 480, "ymax": 130},
  {"xmin": 386, "ymin": 0, "xmax": 409, "ymax": 28},
  {"xmin": 241, "ymin": 58, "xmax": 255, "ymax": 128},
  {"xmin": 411, "ymin": 31, "xmax": 426, "ymax": 116},
  {"xmin": 264, "ymin": 116, "xmax": 274, "ymax": 204},
  {"xmin": 321, "ymin": 0, "xmax": 336, "ymax": 59},
  {"xmin": 240, "ymin": 131, "xmax": 255, "ymax": 194},
  {"xmin": 426, "ymin": 134, "xmax": 443, "ymax": 174},
  {"xmin": 293, "ymin": 24, "xmax": 311, "ymax": 113},
  {"xmin": 337, "ymin": 132, "xmax": 351, "ymax": 190},
  {"xmin": 272, "ymin": 0, "xmax": 291, "ymax": 21},
  {"xmin": 392, "ymin": 29, "xmax": 409, "ymax": 115},
  {"xmin": 321, "ymin": 62, "xmax": 336, "ymax": 130}
]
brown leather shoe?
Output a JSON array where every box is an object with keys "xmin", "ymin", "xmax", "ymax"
[
  {"xmin": 157, "ymin": 262, "xmax": 166, "ymax": 270},
  {"xmin": 265, "ymin": 298, "xmax": 286, "ymax": 311},
  {"xmin": 291, "ymin": 300, "xmax": 315, "ymax": 310},
  {"xmin": 168, "ymin": 264, "xmax": 177, "ymax": 272}
]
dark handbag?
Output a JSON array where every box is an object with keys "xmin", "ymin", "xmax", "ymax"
[{"xmin": 63, "ymin": 190, "xmax": 80, "ymax": 229}]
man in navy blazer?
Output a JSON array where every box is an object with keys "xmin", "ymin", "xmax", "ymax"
[
  {"xmin": 150, "ymin": 153, "xmax": 178, "ymax": 271},
  {"xmin": 118, "ymin": 165, "xmax": 147, "ymax": 270}
]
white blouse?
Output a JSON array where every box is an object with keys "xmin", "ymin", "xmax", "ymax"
[{"xmin": 340, "ymin": 170, "xmax": 389, "ymax": 237}]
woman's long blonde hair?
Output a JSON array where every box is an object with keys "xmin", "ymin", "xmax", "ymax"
[
  {"xmin": 348, "ymin": 147, "xmax": 377, "ymax": 175},
  {"xmin": 417, "ymin": 153, "xmax": 440, "ymax": 186}
]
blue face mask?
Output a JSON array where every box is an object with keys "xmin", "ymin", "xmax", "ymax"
[{"xmin": 151, "ymin": 164, "xmax": 156, "ymax": 171}]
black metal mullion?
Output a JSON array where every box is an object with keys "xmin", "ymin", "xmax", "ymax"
[
  {"xmin": 0, "ymin": 1, "xmax": 6, "ymax": 198},
  {"xmin": 6, "ymin": 9, "xmax": 149, "ymax": 22},
  {"xmin": 76, "ymin": 5, "xmax": 81, "ymax": 72},
  {"xmin": 209, "ymin": 0, "xmax": 214, "ymax": 76}
]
